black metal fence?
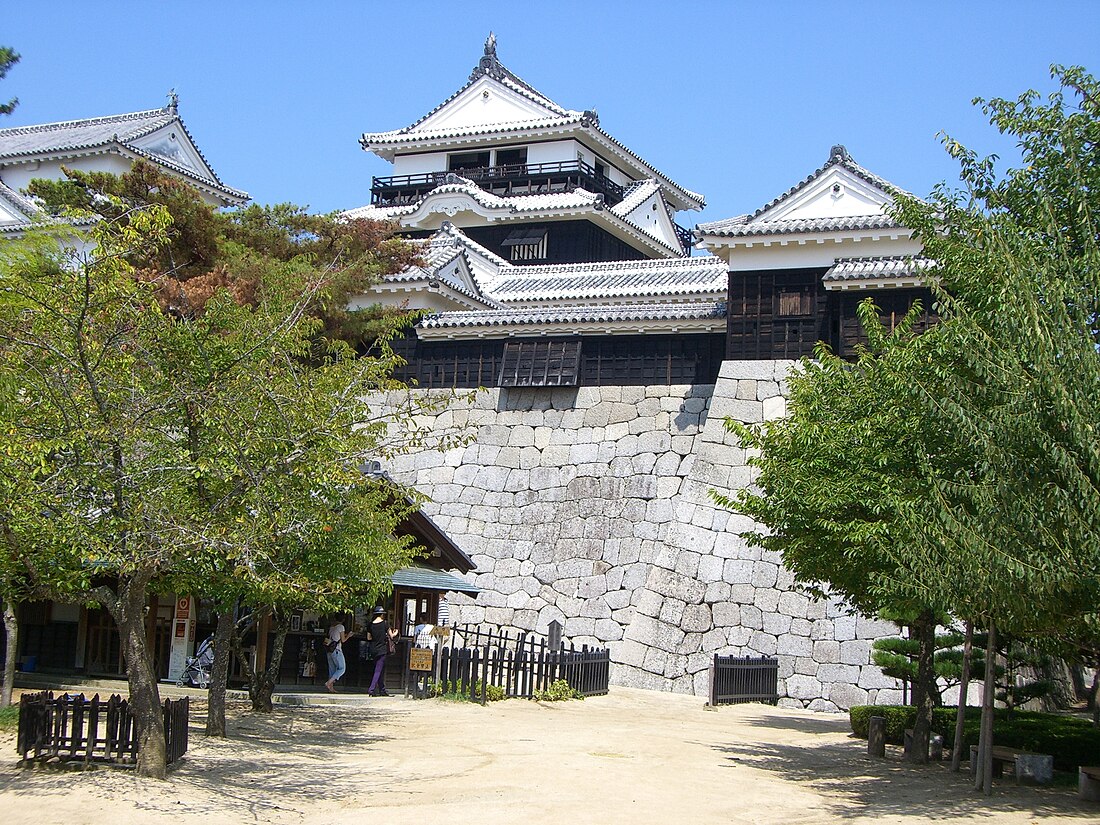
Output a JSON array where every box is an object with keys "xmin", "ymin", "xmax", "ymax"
[
  {"xmin": 708, "ymin": 655, "xmax": 779, "ymax": 706},
  {"xmin": 434, "ymin": 625, "xmax": 610, "ymax": 703},
  {"xmin": 17, "ymin": 691, "xmax": 190, "ymax": 766}
]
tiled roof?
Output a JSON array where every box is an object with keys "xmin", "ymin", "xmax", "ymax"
[
  {"xmin": 697, "ymin": 145, "xmax": 905, "ymax": 238},
  {"xmin": 0, "ymin": 103, "xmax": 247, "ymax": 203},
  {"xmin": 700, "ymin": 213, "xmax": 904, "ymax": 237},
  {"xmin": 360, "ymin": 40, "xmax": 704, "ymax": 211},
  {"xmin": 344, "ymin": 178, "xmax": 682, "ymax": 257},
  {"xmin": 419, "ymin": 301, "xmax": 726, "ymax": 329},
  {"xmin": 824, "ymin": 256, "xmax": 935, "ymax": 282},
  {"xmin": 489, "ymin": 255, "xmax": 727, "ymax": 302},
  {"xmin": 0, "ymin": 179, "xmax": 40, "ymax": 228},
  {"xmin": 391, "ymin": 565, "xmax": 479, "ymax": 594},
  {"xmin": 610, "ymin": 179, "xmax": 661, "ymax": 218}
]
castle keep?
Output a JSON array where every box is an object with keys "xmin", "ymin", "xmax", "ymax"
[{"xmin": 348, "ymin": 38, "xmax": 933, "ymax": 707}]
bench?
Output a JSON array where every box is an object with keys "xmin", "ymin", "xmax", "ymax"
[
  {"xmin": 970, "ymin": 744, "xmax": 1054, "ymax": 785},
  {"xmin": 1079, "ymin": 766, "xmax": 1100, "ymax": 801}
]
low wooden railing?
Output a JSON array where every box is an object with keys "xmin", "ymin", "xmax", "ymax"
[
  {"xmin": 17, "ymin": 691, "xmax": 190, "ymax": 766},
  {"xmin": 435, "ymin": 625, "xmax": 611, "ymax": 703}
]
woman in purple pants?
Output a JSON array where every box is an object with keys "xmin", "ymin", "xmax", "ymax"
[{"xmin": 367, "ymin": 606, "xmax": 397, "ymax": 696}]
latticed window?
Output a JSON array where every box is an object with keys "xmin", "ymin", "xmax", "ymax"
[
  {"xmin": 777, "ymin": 289, "xmax": 813, "ymax": 316},
  {"xmin": 502, "ymin": 227, "xmax": 548, "ymax": 261},
  {"xmin": 498, "ymin": 339, "xmax": 582, "ymax": 387}
]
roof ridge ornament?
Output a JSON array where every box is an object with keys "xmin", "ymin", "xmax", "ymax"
[
  {"xmin": 829, "ymin": 144, "xmax": 850, "ymax": 163},
  {"xmin": 166, "ymin": 88, "xmax": 179, "ymax": 113},
  {"xmin": 472, "ymin": 31, "xmax": 505, "ymax": 81}
]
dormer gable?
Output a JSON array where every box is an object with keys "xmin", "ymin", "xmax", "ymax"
[
  {"xmin": 613, "ymin": 181, "xmax": 681, "ymax": 249},
  {"xmin": 128, "ymin": 120, "xmax": 219, "ymax": 182}
]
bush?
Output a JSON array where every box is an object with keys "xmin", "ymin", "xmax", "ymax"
[
  {"xmin": 429, "ymin": 680, "xmax": 507, "ymax": 702},
  {"xmin": 534, "ymin": 679, "xmax": 582, "ymax": 702},
  {"xmin": 849, "ymin": 705, "xmax": 1100, "ymax": 772},
  {"xmin": 0, "ymin": 704, "xmax": 18, "ymax": 732}
]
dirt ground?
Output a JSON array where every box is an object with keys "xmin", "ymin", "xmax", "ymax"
[{"xmin": 0, "ymin": 686, "xmax": 1097, "ymax": 825}]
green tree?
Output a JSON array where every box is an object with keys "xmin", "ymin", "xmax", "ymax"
[
  {"xmin": 884, "ymin": 66, "xmax": 1100, "ymax": 792},
  {"xmin": 714, "ymin": 302, "xmax": 959, "ymax": 763},
  {"xmin": 0, "ymin": 47, "xmax": 18, "ymax": 116}
]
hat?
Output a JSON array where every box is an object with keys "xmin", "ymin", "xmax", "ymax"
[{"xmin": 372, "ymin": 606, "xmax": 386, "ymax": 615}]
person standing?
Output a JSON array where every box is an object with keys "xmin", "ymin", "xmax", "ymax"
[
  {"xmin": 367, "ymin": 606, "xmax": 397, "ymax": 696},
  {"xmin": 324, "ymin": 615, "xmax": 355, "ymax": 693}
]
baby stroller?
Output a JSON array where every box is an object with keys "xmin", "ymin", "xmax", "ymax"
[{"xmin": 176, "ymin": 634, "xmax": 215, "ymax": 688}]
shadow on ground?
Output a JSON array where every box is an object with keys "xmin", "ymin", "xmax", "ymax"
[
  {"xmin": 0, "ymin": 704, "xmax": 399, "ymax": 820},
  {"xmin": 712, "ymin": 727, "xmax": 1096, "ymax": 821}
]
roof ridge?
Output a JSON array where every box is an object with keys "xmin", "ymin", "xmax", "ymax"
[{"xmin": 0, "ymin": 106, "xmax": 173, "ymax": 138}]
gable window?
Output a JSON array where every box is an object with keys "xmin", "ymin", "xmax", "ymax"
[
  {"xmin": 777, "ymin": 289, "xmax": 814, "ymax": 317},
  {"xmin": 499, "ymin": 339, "xmax": 582, "ymax": 387},
  {"xmin": 448, "ymin": 151, "xmax": 490, "ymax": 172},
  {"xmin": 501, "ymin": 227, "xmax": 548, "ymax": 261},
  {"xmin": 494, "ymin": 146, "xmax": 528, "ymax": 168}
]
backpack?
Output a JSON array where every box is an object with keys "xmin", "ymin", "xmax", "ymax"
[{"xmin": 323, "ymin": 637, "xmax": 337, "ymax": 653}]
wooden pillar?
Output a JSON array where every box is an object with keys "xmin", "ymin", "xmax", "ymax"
[{"xmin": 868, "ymin": 716, "xmax": 886, "ymax": 758}]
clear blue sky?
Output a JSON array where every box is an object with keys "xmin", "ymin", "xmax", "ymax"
[{"xmin": 4, "ymin": 1, "xmax": 1098, "ymax": 227}]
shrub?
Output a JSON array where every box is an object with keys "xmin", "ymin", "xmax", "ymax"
[
  {"xmin": 534, "ymin": 679, "xmax": 581, "ymax": 702},
  {"xmin": 429, "ymin": 680, "xmax": 506, "ymax": 702},
  {"xmin": 0, "ymin": 704, "xmax": 17, "ymax": 732},
  {"xmin": 849, "ymin": 705, "xmax": 1100, "ymax": 772}
]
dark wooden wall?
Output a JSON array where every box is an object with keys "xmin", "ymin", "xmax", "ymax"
[
  {"xmin": 727, "ymin": 269, "xmax": 936, "ymax": 360},
  {"xmin": 463, "ymin": 221, "xmax": 648, "ymax": 265},
  {"xmin": 392, "ymin": 332, "xmax": 726, "ymax": 388}
]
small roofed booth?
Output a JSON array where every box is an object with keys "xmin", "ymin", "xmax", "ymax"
[{"xmin": 276, "ymin": 504, "xmax": 478, "ymax": 692}]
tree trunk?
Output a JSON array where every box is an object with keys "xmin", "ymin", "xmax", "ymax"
[
  {"xmin": 975, "ymin": 622, "xmax": 997, "ymax": 795},
  {"xmin": 906, "ymin": 610, "xmax": 937, "ymax": 764},
  {"xmin": 1, "ymin": 599, "xmax": 18, "ymax": 707},
  {"xmin": 205, "ymin": 607, "xmax": 235, "ymax": 737},
  {"xmin": 231, "ymin": 607, "xmax": 289, "ymax": 713},
  {"xmin": 1091, "ymin": 668, "xmax": 1100, "ymax": 729},
  {"xmin": 111, "ymin": 577, "xmax": 166, "ymax": 779},
  {"xmin": 951, "ymin": 621, "xmax": 973, "ymax": 772},
  {"xmin": 248, "ymin": 612, "xmax": 289, "ymax": 713}
]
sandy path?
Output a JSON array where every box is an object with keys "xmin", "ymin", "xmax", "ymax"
[{"xmin": 0, "ymin": 687, "xmax": 1096, "ymax": 824}]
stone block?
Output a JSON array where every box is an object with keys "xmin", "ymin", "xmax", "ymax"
[
  {"xmin": 697, "ymin": 554, "xmax": 724, "ymax": 583},
  {"xmin": 813, "ymin": 640, "xmax": 841, "ymax": 664},
  {"xmin": 778, "ymin": 591, "xmax": 811, "ymax": 619},
  {"xmin": 807, "ymin": 699, "xmax": 840, "ymax": 713},
  {"xmin": 723, "ymin": 558, "xmax": 755, "ymax": 584},
  {"xmin": 777, "ymin": 634, "xmax": 812, "ymax": 657},
  {"xmin": 828, "ymin": 683, "xmax": 869, "ymax": 710},
  {"xmin": 748, "ymin": 630, "xmax": 778, "ymax": 656},
  {"xmin": 790, "ymin": 618, "xmax": 813, "ymax": 637},
  {"xmin": 784, "ymin": 674, "xmax": 823, "ymax": 701},
  {"xmin": 659, "ymin": 599, "xmax": 686, "ymax": 626},
  {"xmin": 764, "ymin": 613, "xmax": 794, "ymax": 637},
  {"xmin": 839, "ymin": 640, "xmax": 872, "ymax": 667},
  {"xmin": 632, "ymin": 588, "xmax": 664, "ymax": 617},
  {"xmin": 735, "ymin": 379, "xmax": 758, "ymax": 400},
  {"xmin": 754, "ymin": 589, "xmax": 781, "ymax": 614},
  {"xmin": 762, "ymin": 396, "xmax": 786, "ymax": 420},
  {"xmin": 816, "ymin": 664, "xmax": 861, "ymax": 685},
  {"xmin": 751, "ymin": 562, "xmax": 779, "ymax": 589},
  {"xmin": 705, "ymin": 581, "xmax": 731, "ymax": 603},
  {"xmin": 681, "ymin": 603, "xmax": 712, "ymax": 633},
  {"xmin": 719, "ymin": 361, "xmax": 779, "ymax": 381}
]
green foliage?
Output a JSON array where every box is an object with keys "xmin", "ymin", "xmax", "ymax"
[
  {"xmin": 429, "ymin": 680, "xmax": 507, "ymax": 702},
  {"xmin": 0, "ymin": 703, "xmax": 18, "ymax": 730},
  {"xmin": 871, "ymin": 631, "xmax": 973, "ymax": 697},
  {"xmin": 849, "ymin": 705, "xmax": 1100, "ymax": 772},
  {"xmin": 0, "ymin": 46, "xmax": 18, "ymax": 116},
  {"xmin": 534, "ymin": 679, "xmax": 582, "ymax": 702}
]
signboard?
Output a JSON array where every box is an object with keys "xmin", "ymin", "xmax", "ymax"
[
  {"xmin": 409, "ymin": 648, "xmax": 434, "ymax": 672},
  {"xmin": 175, "ymin": 596, "xmax": 191, "ymax": 619}
]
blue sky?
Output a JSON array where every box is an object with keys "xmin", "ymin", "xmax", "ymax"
[{"xmin": 4, "ymin": 1, "xmax": 1098, "ymax": 227}]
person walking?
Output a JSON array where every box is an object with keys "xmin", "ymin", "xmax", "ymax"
[
  {"xmin": 324, "ymin": 615, "xmax": 356, "ymax": 693},
  {"xmin": 367, "ymin": 606, "xmax": 397, "ymax": 696}
]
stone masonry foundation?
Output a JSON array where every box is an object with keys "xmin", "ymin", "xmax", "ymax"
[{"xmin": 384, "ymin": 359, "xmax": 902, "ymax": 710}]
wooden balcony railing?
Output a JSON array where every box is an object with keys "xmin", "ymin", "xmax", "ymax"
[{"xmin": 371, "ymin": 160, "xmax": 627, "ymax": 207}]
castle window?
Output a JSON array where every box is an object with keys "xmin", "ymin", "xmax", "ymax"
[
  {"xmin": 494, "ymin": 146, "xmax": 528, "ymax": 167},
  {"xmin": 499, "ymin": 339, "xmax": 582, "ymax": 387},
  {"xmin": 501, "ymin": 227, "xmax": 548, "ymax": 261},
  {"xmin": 777, "ymin": 289, "xmax": 813, "ymax": 317},
  {"xmin": 448, "ymin": 151, "xmax": 490, "ymax": 172}
]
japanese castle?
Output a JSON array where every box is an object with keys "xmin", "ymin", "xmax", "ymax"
[{"xmin": 1, "ymin": 35, "xmax": 940, "ymax": 707}]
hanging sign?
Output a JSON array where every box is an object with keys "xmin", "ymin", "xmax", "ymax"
[{"xmin": 175, "ymin": 596, "xmax": 191, "ymax": 619}]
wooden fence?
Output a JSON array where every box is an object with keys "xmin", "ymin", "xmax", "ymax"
[
  {"xmin": 17, "ymin": 691, "xmax": 190, "ymax": 766},
  {"xmin": 432, "ymin": 625, "xmax": 610, "ymax": 703},
  {"xmin": 708, "ymin": 655, "xmax": 780, "ymax": 706}
]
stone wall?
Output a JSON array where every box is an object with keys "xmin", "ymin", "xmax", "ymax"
[{"xmin": 384, "ymin": 360, "xmax": 903, "ymax": 710}]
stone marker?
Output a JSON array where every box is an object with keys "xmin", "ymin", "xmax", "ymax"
[
  {"xmin": 1015, "ymin": 753, "xmax": 1053, "ymax": 785},
  {"xmin": 868, "ymin": 715, "xmax": 886, "ymax": 758}
]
